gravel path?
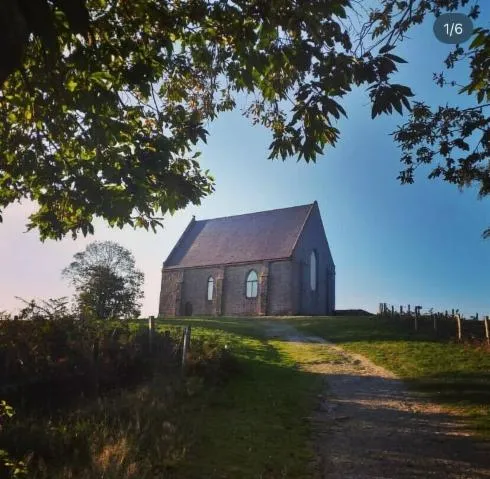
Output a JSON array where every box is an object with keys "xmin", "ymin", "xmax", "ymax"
[{"xmin": 264, "ymin": 321, "xmax": 490, "ymax": 479}]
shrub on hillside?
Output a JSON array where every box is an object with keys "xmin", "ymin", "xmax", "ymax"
[
  {"xmin": 185, "ymin": 340, "xmax": 242, "ymax": 386},
  {"xmin": 0, "ymin": 319, "xmax": 179, "ymax": 411},
  {"xmin": 0, "ymin": 324, "xmax": 240, "ymax": 477}
]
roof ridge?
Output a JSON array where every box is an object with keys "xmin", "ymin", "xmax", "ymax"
[
  {"xmin": 194, "ymin": 202, "xmax": 315, "ymax": 223},
  {"xmin": 163, "ymin": 201, "xmax": 321, "ymax": 269},
  {"xmin": 289, "ymin": 201, "xmax": 317, "ymax": 257},
  {"xmin": 163, "ymin": 216, "xmax": 196, "ymax": 267}
]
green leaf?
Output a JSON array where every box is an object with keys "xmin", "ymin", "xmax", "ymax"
[
  {"xmin": 401, "ymin": 96, "xmax": 411, "ymax": 111},
  {"xmin": 379, "ymin": 44, "xmax": 396, "ymax": 54},
  {"xmin": 469, "ymin": 30, "xmax": 486, "ymax": 49},
  {"xmin": 385, "ymin": 53, "xmax": 407, "ymax": 64},
  {"xmin": 66, "ymin": 79, "xmax": 78, "ymax": 92},
  {"xmin": 392, "ymin": 98, "xmax": 402, "ymax": 115}
]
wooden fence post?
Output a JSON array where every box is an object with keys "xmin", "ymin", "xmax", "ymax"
[
  {"xmin": 414, "ymin": 308, "xmax": 418, "ymax": 332},
  {"xmin": 456, "ymin": 314, "xmax": 462, "ymax": 341},
  {"xmin": 182, "ymin": 326, "xmax": 192, "ymax": 374},
  {"xmin": 181, "ymin": 326, "xmax": 187, "ymax": 372},
  {"xmin": 148, "ymin": 316, "xmax": 155, "ymax": 354},
  {"xmin": 433, "ymin": 314, "xmax": 437, "ymax": 332},
  {"xmin": 484, "ymin": 316, "xmax": 490, "ymax": 346},
  {"xmin": 391, "ymin": 305, "xmax": 394, "ymax": 316}
]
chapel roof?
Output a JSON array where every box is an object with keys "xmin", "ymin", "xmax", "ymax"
[{"xmin": 164, "ymin": 202, "xmax": 317, "ymax": 269}]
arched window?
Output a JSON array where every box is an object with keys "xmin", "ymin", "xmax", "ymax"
[
  {"xmin": 310, "ymin": 251, "xmax": 317, "ymax": 291},
  {"xmin": 207, "ymin": 276, "xmax": 214, "ymax": 301},
  {"xmin": 246, "ymin": 270, "xmax": 258, "ymax": 298}
]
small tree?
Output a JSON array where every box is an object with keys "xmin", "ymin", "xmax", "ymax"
[
  {"xmin": 63, "ymin": 241, "xmax": 144, "ymax": 320},
  {"xmin": 15, "ymin": 296, "xmax": 72, "ymax": 320}
]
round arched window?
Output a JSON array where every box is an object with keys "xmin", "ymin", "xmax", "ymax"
[
  {"xmin": 310, "ymin": 251, "xmax": 317, "ymax": 291},
  {"xmin": 246, "ymin": 270, "xmax": 258, "ymax": 298},
  {"xmin": 207, "ymin": 276, "xmax": 214, "ymax": 301}
]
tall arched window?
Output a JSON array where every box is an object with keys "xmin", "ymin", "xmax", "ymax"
[
  {"xmin": 207, "ymin": 276, "xmax": 214, "ymax": 301},
  {"xmin": 310, "ymin": 251, "xmax": 317, "ymax": 291},
  {"xmin": 246, "ymin": 270, "xmax": 258, "ymax": 298}
]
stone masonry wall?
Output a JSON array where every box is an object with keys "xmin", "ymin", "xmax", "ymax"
[
  {"xmin": 268, "ymin": 260, "xmax": 294, "ymax": 315},
  {"xmin": 159, "ymin": 239, "xmax": 333, "ymax": 317},
  {"xmin": 292, "ymin": 204, "xmax": 335, "ymax": 315},
  {"xmin": 180, "ymin": 266, "xmax": 224, "ymax": 316},
  {"xmin": 222, "ymin": 262, "xmax": 268, "ymax": 316},
  {"xmin": 158, "ymin": 269, "xmax": 184, "ymax": 316}
]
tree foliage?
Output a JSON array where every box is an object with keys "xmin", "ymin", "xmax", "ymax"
[
  {"xmin": 0, "ymin": 0, "xmax": 487, "ymax": 238},
  {"xmin": 0, "ymin": 0, "xmax": 417, "ymax": 239},
  {"xmin": 0, "ymin": 401, "xmax": 26, "ymax": 478},
  {"xmin": 62, "ymin": 241, "xmax": 144, "ymax": 319},
  {"xmin": 363, "ymin": 1, "xmax": 489, "ymax": 234},
  {"xmin": 15, "ymin": 296, "xmax": 73, "ymax": 320}
]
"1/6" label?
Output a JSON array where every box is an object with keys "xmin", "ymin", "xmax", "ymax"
[{"xmin": 433, "ymin": 13, "xmax": 473, "ymax": 44}]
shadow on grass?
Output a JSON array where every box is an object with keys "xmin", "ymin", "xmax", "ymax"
[
  {"xmin": 0, "ymin": 322, "xmax": 310, "ymax": 478},
  {"xmin": 411, "ymin": 372, "xmax": 490, "ymax": 403},
  {"xmin": 10, "ymin": 317, "xmax": 481, "ymax": 478},
  {"xmin": 405, "ymin": 372, "xmax": 490, "ymax": 439},
  {"xmin": 154, "ymin": 317, "xmax": 267, "ymax": 340}
]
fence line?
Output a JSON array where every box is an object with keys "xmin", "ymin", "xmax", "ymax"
[
  {"xmin": 147, "ymin": 316, "xmax": 192, "ymax": 373},
  {"xmin": 377, "ymin": 303, "xmax": 490, "ymax": 343}
]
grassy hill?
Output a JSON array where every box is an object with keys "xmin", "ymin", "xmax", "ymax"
[
  {"xmin": 287, "ymin": 315, "xmax": 490, "ymax": 438},
  {"xmin": 2, "ymin": 315, "xmax": 488, "ymax": 477}
]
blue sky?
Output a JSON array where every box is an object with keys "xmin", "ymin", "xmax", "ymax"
[{"xmin": 1, "ymin": 4, "xmax": 489, "ymax": 317}]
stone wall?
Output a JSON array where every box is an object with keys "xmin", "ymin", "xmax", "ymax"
[
  {"xmin": 158, "ymin": 269, "xmax": 184, "ymax": 316},
  {"xmin": 160, "ymin": 260, "xmax": 298, "ymax": 317},
  {"xmin": 268, "ymin": 260, "xmax": 294, "ymax": 315},
  {"xmin": 292, "ymin": 203, "xmax": 336, "ymax": 315},
  {"xmin": 222, "ymin": 262, "xmax": 267, "ymax": 315},
  {"xmin": 180, "ymin": 266, "xmax": 224, "ymax": 316}
]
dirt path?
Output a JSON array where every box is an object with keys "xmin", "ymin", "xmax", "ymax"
[{"xmin": 264, "ymin": 321, "xmax": 490, "ymax": 479}]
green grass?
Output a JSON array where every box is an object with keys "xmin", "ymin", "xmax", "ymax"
[
  {"xmin": 13, "ymin": 314, "xmax": 487, "ymax": 477},
  {"xmin": 154, "ymin": 317, "xmax": 323, "ymax": 478},
  {"xmin": 287, "ymin": 315, "xmax": 490, "ymax": 438},
  {"xmin": 2, "ymin": 317, "xmax": 328, "ymax": 478}
]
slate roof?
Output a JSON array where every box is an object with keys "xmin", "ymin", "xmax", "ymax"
[{"xmin": 164, "ymin": 202, "xmax": 316, "ymax": 269}]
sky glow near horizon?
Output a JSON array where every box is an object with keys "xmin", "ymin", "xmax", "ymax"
[{"xmin": 1, "ymin": 4, "xmax": 489, "ymax": 318}]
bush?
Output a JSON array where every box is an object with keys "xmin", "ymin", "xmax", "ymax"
[
  {"xmin": 0, "ymin": 322, "xmax": 240, "ymax": 477},
  {"xmin": 0, "ymin": 401, "xmax": 27, "ymax": 478},
  {"xmin": 0, "ymin": 319, "xmax": 180, "ymax": 412},
  {"xmin": 185, "ymin": 340, "xmax": 242, "ymax": 386}
]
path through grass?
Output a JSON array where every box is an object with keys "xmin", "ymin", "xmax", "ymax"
[{"xmin": 287, "ymin": 316, "xmax": 490, "ymax": 438}]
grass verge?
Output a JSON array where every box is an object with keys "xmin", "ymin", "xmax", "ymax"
[
  {"xmin": 154, "ymin": 317, "xmax": 322, "ymax": 478},
  {"xmin": 2, "ymin": 317, "xmax": 327, "ymax": 478},
  {"xmin": 287, "ymin": 316, "xmax": 490, "ymax": 439}
]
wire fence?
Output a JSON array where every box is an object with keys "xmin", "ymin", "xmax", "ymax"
[{"xmin": 377, "ymin": 303, "xmax": 490, "ymax": 344}]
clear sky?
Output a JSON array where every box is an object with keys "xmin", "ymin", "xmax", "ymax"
[{"xmin": 1, "ymin": 4, "xmax": 489, "ymax": 318}]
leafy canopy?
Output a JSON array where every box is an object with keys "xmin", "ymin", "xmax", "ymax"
[
  {"xmin": 62, "ymin": 241, "xmax": 144, "ymax": 319},
  {"xmin": 366, "ymin": 1, "xmax": 489, "ymax": 234},
  {"xmin": 0, "ymin": 0, "xmax": 487, "ymax": 238},
  {"xmin": 0, "ymin": 0, "xmax": 416, "ymax": 239}
]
